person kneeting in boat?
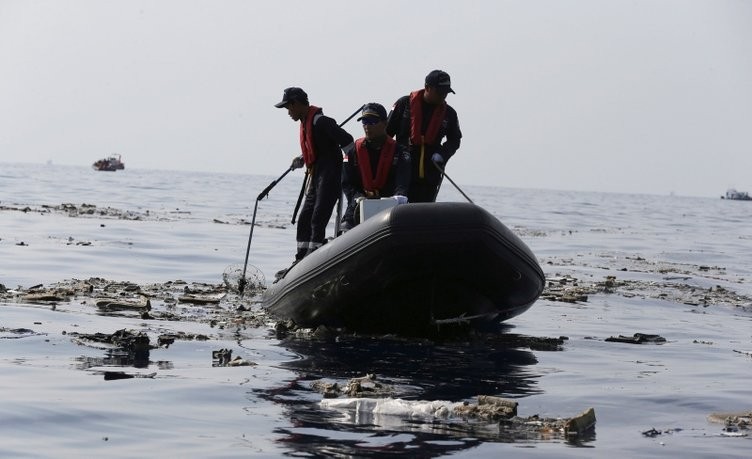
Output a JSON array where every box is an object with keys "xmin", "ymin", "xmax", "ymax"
[
  {"xmin": 386, "ymin": 70, "xmax": 462, "ymax": 203},
  {"xmin": 341, "ymin": 103, "xmax": 411, "ymax": 232},
  {"xmin": 274, "ymin": 87, "xmax": 354, "ymax": 261}
]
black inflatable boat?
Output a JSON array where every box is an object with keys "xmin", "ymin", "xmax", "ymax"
[{"xmin": 262, "ymin": 202, "xmax": 545, "ymax": 335}]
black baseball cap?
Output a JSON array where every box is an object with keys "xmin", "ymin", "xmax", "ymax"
[
  {"xmin": 356, "ymin": 102, "xmax": 387, "ymax": 121},
  {"xmin": 425, "ymin": 70, "xmax": 455, "ymax": 94},
  {"xmin": 274, "ymin": 87, "xmax": 308, "ymax": 108}
]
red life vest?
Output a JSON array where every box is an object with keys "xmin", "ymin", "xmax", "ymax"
[
  {"xmin": 409, "ymin": 91, "xmax": 446, "ymax": 178},
  {"xmin": 409, "ymin": 90, "xmax": 446, "ymax": 146},
  {"xmin": 355, "ymin": 137, "xmax": 397, "ymax": 193},
  {"xmin": 299, "ymin": 106, "xmax": 322, "ymax": 166}
]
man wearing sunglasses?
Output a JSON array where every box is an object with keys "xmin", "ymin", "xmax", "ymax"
[
  {"xmin": 274, "ymin": 87, "xmax": 354, "ymax": 261},
  {"xmin": 386, "ymin": 70, "xmax": 462, "ymax": 203},
  {"xmin": 341, "ymin": 103, "xmax": 411, "ymax": 231}
]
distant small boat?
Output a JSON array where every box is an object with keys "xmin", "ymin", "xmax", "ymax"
[
  {"xmin": 722, "ymin": 189, "xmax": 751, "ymax": 201},
  {"xmin": 92, "ymin": 154, "xmax": 125, "ymax": 171}
]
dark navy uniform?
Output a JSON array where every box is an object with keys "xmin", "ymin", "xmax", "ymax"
[
  {"xmin": 386, "ymin": 71, "xmax": 462, "ymax": 203},
  {"xmin": 296, "ymin": 112, "xmax": 354, "ymax": 258}
]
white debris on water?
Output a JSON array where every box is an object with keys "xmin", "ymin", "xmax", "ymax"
[{"xmin": 320, "ymin": 397, "xmax": 460, "ymax": 419}]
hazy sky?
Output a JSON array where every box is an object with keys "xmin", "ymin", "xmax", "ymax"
[{"xmin": 1, "ymin": 0, "xmax": 750, "ymax": 197}]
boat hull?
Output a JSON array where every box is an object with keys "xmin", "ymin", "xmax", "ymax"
[
  {"xmin": 262, "ymin": 202, "xmax": 545, "ymax": 335},
  {"xmin": 92, "ymin": 155, "xmax": 125, "ymax": 171}
]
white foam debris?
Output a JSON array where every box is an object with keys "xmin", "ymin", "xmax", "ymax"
[{"xmin": 320, "ymin": 397, "xmax": 462, "ymax": 418}]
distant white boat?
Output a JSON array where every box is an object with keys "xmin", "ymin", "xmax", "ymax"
[{"xmin": 723, "ymin": 188, "xmax": 751, "ymax": 201}]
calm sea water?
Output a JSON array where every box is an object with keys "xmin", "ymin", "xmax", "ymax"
[{"xmin": 2, "ymin": 162, "xmax": 752, "ymax": 458}]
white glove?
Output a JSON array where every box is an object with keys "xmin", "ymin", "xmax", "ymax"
[
  {"xmin": 431, "ymin": 153, "xmax": 444, "ymax": 164},
  {"xmin": 392, "ymin": 195, "xmax": 408, "ymax": 205},
  {"xmin": 291, "ymin": 155, "xmax": 304, "ymax": 170}
]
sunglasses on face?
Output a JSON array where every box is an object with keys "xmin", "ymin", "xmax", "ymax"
[{"xmin": 361, "ymin": 117, "xmax": 381, "ymax": 126}]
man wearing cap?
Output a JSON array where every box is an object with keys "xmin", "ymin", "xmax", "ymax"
[
  {"xmin": 274, "ymin": 87, "xmax": 354, "ymax": 261},
  {"xmin": 386, "ymin": 70, "xmax": 462, "ymax": 203},
  {"xmin": 341, "ymin": 103, "xmax": 411, "ymax": 231}
]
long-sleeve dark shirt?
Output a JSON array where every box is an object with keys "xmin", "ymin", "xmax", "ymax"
[{"xmin": 308, "ymin": 112, "xmax": 354, "ymax": 166}]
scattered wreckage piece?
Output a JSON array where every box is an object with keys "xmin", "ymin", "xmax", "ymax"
[
  {"xmin": 95, "ymin": 297, "xmax": 151, "ymax": 312},
  {"xmin": 211, "ymin": 348, "xmax": 255, "ymax": 367},
  {"xmin": 311, "ymin": 374, "xmax": 394, "ymax": 399},
  {"xmin": 454, "ymin": 395, "xmax": 518, "ymax": 419},
  {"xmin": 605, "ymin": 333, "xmax": 666, "ymax": 344},
  {"xmin": 708, "ymin": 411, "xmax": 752, "ymax": 437},
  {"xmin": 69, "ymin": 328, "xmax": 153, "ymax": 354},
  {"xmin": 178, "ymin": 294, "xmax": 223, "ymax": 305}
]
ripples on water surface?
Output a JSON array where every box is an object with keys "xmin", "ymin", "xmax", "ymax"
[{"xmin": 1, "ymin": 163, "xmax": 752, "ymax": 458}]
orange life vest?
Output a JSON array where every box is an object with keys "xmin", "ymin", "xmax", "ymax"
[
  {"xmin": 409, "ymin": 91, "xmax": 446, "ymax": 178},
  {"xmin": 355, "ymin": 137, "xmax": 397, "ymax": 193},
  {"xmin": 409, "ymin": 90, "xmax": 446, "ymax": 146},
  {"xmin": 299, "ymin": 106, "xmax": 321, "ymax": 166}
]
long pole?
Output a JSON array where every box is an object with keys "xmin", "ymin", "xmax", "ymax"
[
  {"xmin": 432, "ymin": 160, "xmax": 473, "ymax": 204},
  {"xmin": 291, "ymin": 171, "xmax": 308, "ymax": 224},
  {"xmin": 333, "ymin": 104, "xmax": 364, "ymax": 236},
  {"xmin": 239, "ymin": 166, "xmax": 294, "ymax": 293}
]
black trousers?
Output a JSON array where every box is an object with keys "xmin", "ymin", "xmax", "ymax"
[
  {"xmin": 408, "ymin": 178, "xmax": 442, "ymax": 203},
  {"xmin": 296, "ymin": 164, "xmax": 342, "ymax": 258},
  {"xmin": 407, "ymin": 153, "xmax": 444, "ymax": 203},
  {"xmin": 406, "ymin": 145, "xmax": 445, "ymax": 203}
]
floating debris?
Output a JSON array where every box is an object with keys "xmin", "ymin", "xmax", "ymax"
[
  {"xmin": 454, "ymin": 395, "xmax": 518, "ymax": 419},
  {"xmin": 641, "ymin": 427, "xmax": 683, "ymax": 437},
  {"xmin": 0, "ymin": 277, "xmax": 266, "ymax": 327},
  {"xmin": 541, "ymin": 258, "xmax": 752, "ymax": 310},
  {"xmin": 21, "ymin": 291, "xmax": 72, "ymax": 303},
  {"xmin": 0, "ymin": 327, "xmax": 45, "ymax": 339},
  {"xmin": 732, "ymin": 349, "xmax": 752, "ymax": 358},
  {"xmin": 605, "ymin": 333, "xmax": 666, "ymax": 344},
  {"xmin": 564, "ymin": 407, "xmax": 597, "ymax": 437},
  {"xmin": 211, "ymin": 348, "xmax": 254, "ymax": 367},
  {"xmin": 70, "ymin": 329, "xmax": 152, "ymax": 354},
  {"xmin": 95, "ymin": 298, "xmax": 151, "ymax": 312},
  {"xmin": 213, "ymin": 348, "xmax": 233, "ymax": 365},
  {"xmin": 708, "ymin": 410, "xmax": 752, "ymax": 437},
  {"xmin": 319, "ymin": 392, "xmax": 596, "ymax": 439},
  {"xmin": 720, "ymin": 426, "xmax": 748, "ymax": 437},
  {"xmin": 311, "ymin": 374, "xmax": 394, "ymax": 399},
  {"xmin": 178, "ymin": 294, "xmax": 223, "ymax": 305}
]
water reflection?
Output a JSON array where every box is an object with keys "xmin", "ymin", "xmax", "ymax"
[
  {"xmin": 75, "ymin": 348, "xmax": 151, "ymax": 370},
  {"xmin": 258, "ymin": 331, "xmax": 561, "ymax": 457},
  {"xmin": 74, "ymin": 348, "xmax": 175, "ymax": 382}
]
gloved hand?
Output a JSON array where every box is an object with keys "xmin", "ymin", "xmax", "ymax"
[
  {"xmin": 431, "ymin": 153, "xmax": 444, "ymax": 164},
  {"xmin": 291, "ymin": 155, "xmax": 305, "ymax": 170},
  {"xmin": 392, "ymin": 195, "xmax": 408, "ymax": 205}
]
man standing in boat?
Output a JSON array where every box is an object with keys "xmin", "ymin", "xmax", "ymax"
[
  {"xmin": 341, "ymin": 103, "xmax": 411, "ymax": 231},
  {"xmin": 386, "ymin": 70, "xmax": 462, "ymax": 203},
  {"xmin": 275, "ymin": 87, "xmax": 354, "ymax": 261}
]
